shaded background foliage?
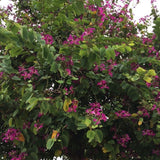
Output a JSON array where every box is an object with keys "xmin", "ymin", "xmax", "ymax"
[{"xmin": 0, "ymin": 0, "xmax": 160, "ymax": 160}]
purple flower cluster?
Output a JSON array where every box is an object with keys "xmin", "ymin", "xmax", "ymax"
[
  {"xmin": 142, "ymin": 129, "xmax": 155, "ymax": 136},
  {"xmin": 42, "ymin": 34, "xmax": 53, "ymax": 45},
  {"xmin": 97, "ymin": 80, "xmax": 109, "ymax": 89},
  {"xmin": 2, "ymin": 128, "xmax": 21, "ymax": 142},
  {"xmin": 67, "ymin": 99, "xmax": 78, "ymax": 112},
  {"xmin": 18, "ymin": 66, "xmax": 39, "ymax": 80},
  {"xmin": 63, "ymin": 28, "xmax": 95, "ymax": 45},
  {"xmin": 9, "ymin": 150, "xmax": 28, "ymax": 160},
  {"xmin": 34, "ymin": 122, "xmax": 43, "ymax": 132},
  {"xmin": 56, "ymin": 55, "xmax": 73, "ymax": 76},
  {"xmin": 86, "ymin": 102, "xmax": 108, "ymax": 125},
  {"xmin": 113, "ymin": 134, "xmax": 131, "ymax": 148},
  {"xmin": 152, "ymin": 149, "xmax": 160, "ymax": 156},
  {"xmin": 155, "ymin": 92, "xmax": 160, "ymax": 102},
  {"xmin": 64, "ymin": 86, "xmax": 74, "ymax": 95},
  {"xmin": 23, "ymin": 121, "xmax": 31, "ymax": 129},
  {"xmin": 94, "ymin": 63, "xmax": 106, "ymax": 72},
  {"xmin": 130, "ymin": 62, "xmax": 139, "ymax": 71},
  {"xmin": 0, "ymin": 72, "xmax": 3, "ymax": 78},
  {"xmin": 115, "ymin": 110, "xmax": 131, "ymax": 118},
  {"xmin": 137, "ymin": 108, "xmax": 150, "ymax": 118}
]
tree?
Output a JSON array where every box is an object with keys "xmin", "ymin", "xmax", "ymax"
[{"xmin": 0, "ymin": 0, "xmax": 160, "ymax": 159}]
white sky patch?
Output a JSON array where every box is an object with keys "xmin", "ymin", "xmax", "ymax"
[{"xmin": 0, "ymin": 0, "xmax": 13, "ymax": 8}]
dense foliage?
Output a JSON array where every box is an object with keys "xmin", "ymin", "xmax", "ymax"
[{"xmin": 0, "ymin": 0, "xmax": 160, "ymax": 159}]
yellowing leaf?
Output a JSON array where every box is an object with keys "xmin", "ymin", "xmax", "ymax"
[
  {"xmin": 51, "ymin": 130, "xmax": 59, "ymax": 139},
  {"xmin": 55, "ymin": 150, "xmax": 62, "ymax": 157},
  {"xmin": 63, "ymin": 98, "xmax": 72, "ymax": 112},
  {"xmin": 138, "ymin": 118, "xmax": 143, "ymax": 126},
  {"xmin": 128, "ymin": 42, "xmax": 134, "ymax": 46},
  {"xmin": 102, "ymin": 147, "xmax": 108, "ymax": 153},
  {"xmin": 150, "ymin": 121, "xmax": 154, "ymax": 128},
  {"xmin": 131, "ymin": 113, "xmax": 138, "ymax": 117},
  {"xmin": 147, "ymin": 69, "xmax": 156, "ymax": 77},
  {"xmin": 138, "ymin": 121, "xmax": 142, "ymax": 126},
  {"xmin": 17, "ymin": 133, "xmax": 25, "ymax": 142},
  {"xmin": 136, "ymin": 67, "xmax": 146, "ymax": 74},
  {"xmin": 143, "ymin": 76, "xmax": 152, "ymax": 83}
]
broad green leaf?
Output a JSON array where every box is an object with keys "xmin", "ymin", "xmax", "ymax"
[
  {"xmin": 46, "ymin": 138, "xmax": 55, "ymax": 150},
  {"xmin": 105, "ymin": 46, "xmax": 115, "ymax": 60},
  {"xmin": 79, "ymin": 49, "xmax": 87, "ymax": 57},
  {"xmin": 103, "ymin": 143, "xmax": 114, "ymax": 153},
  {"xmin": 85, "ymin": 118, "xmax": 92, "ymax": 127},
  {"xmin": 26, "ymin": 97, "xmax": 38, "ymax": 111},
  {"xmin": 9, "ymin": 118, "xmax": 13, "ymax": 127},
  {"xmin": 30, "ymin": 152, "xmax": 38, "ymax": 160},
  {"xmin": 95, "ymin": 129, "xmax": 103, "ymax": 143},
  {"xmin": 77, "ymin": 122, "xmax": 87, "ymax": 130},
  {"xmin": 125, "ymin": 46, "xmax": 132, "ymax": 52},
  {"xmin": 20, "ymin": 26, "xmax": 28, "ymax": 40},
  {"xmin": 56, "ymin": 80, "xmax": 64, "ymax": 84},
  {"xmin": 87, "ymin": 130, "xmax": 95, "ymax": 143}
]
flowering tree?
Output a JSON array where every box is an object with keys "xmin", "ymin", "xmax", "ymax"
[{"xmin": 0, "ymin": 0, "xmax": 160, "ymax": 159}]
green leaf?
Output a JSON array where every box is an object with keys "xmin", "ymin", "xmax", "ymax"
[
  {"xmin": 56, "ymin": 80, "xmax": 64, "ymax": 84},
  {"xmin": 46, "ymin": 138, "xmax": 55, "ymax": 150},
  {"xmin": 79, "ymin": 49, "xmax": 87, "ymax": 57},
  {"xmin": 87, "ymin": 130, "xmax": 95, "ymax": 143},
  {"xmin": 85, "ymin": 118, "xmax": 92, "ymax": 127},
  {"xmin": 26, "ymin": 97, "xmax": 38, "ymax": 111},
  {"xmin": 30, "ymin": 152, "xmax": 38, "ymax": 160},
  {"xmin": 104, "ymin": 143, "xmax": 114, "ymax": 153},
  {"xmin": 20, "ymin": 26, "xmax": 28, "ymax": 40},
  {"xmin": 95, "ymin": 129, "xmax": 103, "ymax": 143},
  {"xmin": 77, "ymin": 122, "xmax": 87, "ymax": 130},
  {"xmin": 9, "ymin": 118, "xmax": 13, "ymax": 127},
  {"xmin": 127, "ymin": 86, "xmax": 139, "ymax": 101},
  {"xmin": 125, "ymin": 46, "xmax": 132, "ymax": 52},
  {"xmin": 100, "ymin": 47, "xmax": 106, "ymax": 57},
  {"xmin": 61, "ymin": 131, "xmax": 70, "ymax": 147},
  {"xmin": 105, "ymin": 46, "xmax": 115, "ymax": 60}
]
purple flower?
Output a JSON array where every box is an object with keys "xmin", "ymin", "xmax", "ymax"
[
  {"xmin": 9, "ymin": 151, "xmax": 28, "ymax": 160},
  {"xmin": 28, "ymin": 66, "xmax": 39, "ymax": 76},
  {"xmin": 97, "ymin": 80, "xmax": 109, "ymax": 89},
  {"xmin": 42, "ymin": 34, "xmax": 53, "ymax": 45},
  {"xmin": 115, "ymin": 110, "xmax": 131, "ymax": 118},
  {"xmin": 86, "ymin": 102, "xmax": 109, "ymax": 124},
  {"xmin": 67, "ymin": 99, "xmax": 78, "ymax": 112},
  {"xmin": 19, "ymin": 66, "xmax": 39, "ymax": 80},
  {"xmin": 142, "ymin": 129, "xmax": 155, "ymax": 136},
  {"xmin": 137, "ymin": 108, "xmax": 150, "ymax": 118},
  {"xmin": 66, "ymin": 68, "xmax": 71, "ymax": 75},
  {"xmin": 152, "ymin": 149, "xmax": 160, "ymax": 156},
  {"xmin": 114, "ymin": 134, "xmax": 131, "ymax": 148},
  {"xmin": 34, "ymin": 123, "xmax": 43, "ymax": 131},
  {"xmin": 0, "ymin": 72, "xmax": 3, "ymax": 78},
  {"xmin": 23, "ymin": 122, "xmax": 31, "ymax": 129},
  {"xmin": 2, "ymin": 128, "xmax": 21, "ymax": 142}
]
